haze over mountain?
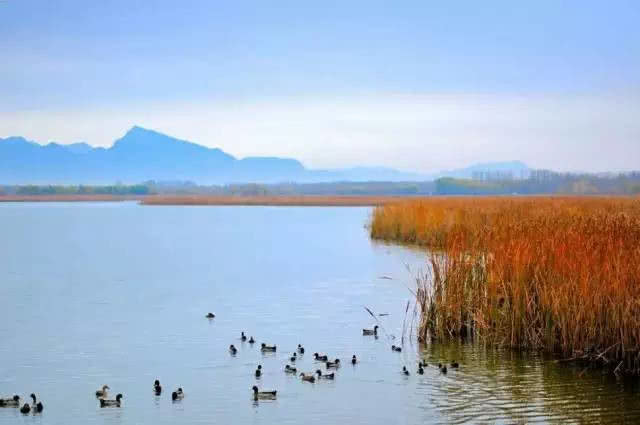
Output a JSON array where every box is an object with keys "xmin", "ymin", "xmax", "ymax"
[{"xmin": 0, "ymin": 126, "xmax": 529, "ymax": 184}]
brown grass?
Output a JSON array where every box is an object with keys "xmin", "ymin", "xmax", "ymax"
[
  {"xmin": 141, "ymin": 195, "xmax": 403, "ymax": 206},
  {"xmin": 370, "ymin": 196, "xmax": 640, "ymax": 374}
]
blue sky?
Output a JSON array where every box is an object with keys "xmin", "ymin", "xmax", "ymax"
[{"xmin": 1, "ymin": 0, "xmax": 638, "ymax": 172}]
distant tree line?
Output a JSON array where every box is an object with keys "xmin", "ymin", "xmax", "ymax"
[
  {"xmin": 0, "ymin": 184, "xmax": 153, "ymax": 196},
  {"xmin": 436, "ymin": 170, "xmax": 640, "ymax": 195},
  {"xmin": 1, "ymin": 170, "xmax": 639, "ymax": 197}
]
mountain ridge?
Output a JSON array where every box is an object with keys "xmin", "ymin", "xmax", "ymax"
[{"xmin": 0, "ymin": 126, "xmax": 530, "ymax": 184}]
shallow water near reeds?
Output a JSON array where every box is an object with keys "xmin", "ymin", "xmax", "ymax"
[{"xmin": 0, "ymin": 202, "xmax": 639, "ymax": 424}]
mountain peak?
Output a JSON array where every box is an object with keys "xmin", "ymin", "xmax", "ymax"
[{"xmin": 122, "ymin": 125, "xmax": 168, "ymax": 140}]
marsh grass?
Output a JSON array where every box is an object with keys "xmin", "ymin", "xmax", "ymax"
[{"xmin": 371, "ymin": 197, "xmax": 640, "ymax": 374}]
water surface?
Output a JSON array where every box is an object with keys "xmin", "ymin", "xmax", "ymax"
[{"xmin": 0, "ymin": 202, "xmax": 638, "ymax": 424}]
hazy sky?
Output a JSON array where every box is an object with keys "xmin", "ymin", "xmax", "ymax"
[{"xmin": 1, "ymin": 0, "xmax": 638, "ymax": 172}]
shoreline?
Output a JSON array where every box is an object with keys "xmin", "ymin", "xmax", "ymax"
[
  {"xmin": 0, "ymin": 195, "xmax": 139, "ymax": 202},
  {"xmin": 140, "ymin": 195, "xmax": 406, "ymax": 206},
  {"xmin": 0, "ymin": 194, "xmax": 408, "ymax": 206}
]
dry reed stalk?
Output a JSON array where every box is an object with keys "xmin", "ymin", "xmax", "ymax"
[{"xmin": 371, "ymin": 196, "xmax": 640, "ymax": 374}]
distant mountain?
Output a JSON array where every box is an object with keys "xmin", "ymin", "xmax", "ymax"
[
  {"xmin": 0, "ymin": 126, "xmax": 530, "ymax": 184},
  {"xmin": 0, "ymin": 126, "xmax": 307, "ymax": 184}
]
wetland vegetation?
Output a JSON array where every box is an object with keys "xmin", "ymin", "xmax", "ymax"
[{"xmin": 371, "ymin": 196, "xmax": 640, "ymax": 375}]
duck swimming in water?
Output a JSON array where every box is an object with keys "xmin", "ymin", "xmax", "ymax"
[
  {"xmin": 154, "ymin": 380, "xmax": 162, "ymax": 395},
  {"xmin": 450, "ymin": 361, "xmax": 459, "ymax": 368},
  {"xmin": 418, "ymin": 366, "xmax": 424, "ymax": 375},
  {"xmin": 95, "ymin": 385, "xmax": 109, "ymax": 398},
  {"xmin": 255, "ymin": 365, "xmax": 262, "ymax": 377},
  {"xmin": 351, "ymin": 355, "xmax": 357, "ymax": 365},
  {"xmin": 402, "ymin": 366, "xmax": 410, "ymax": 376},
  {"xmin": 290, "ymin": 352, "xmax": 297, "ymax": 362},
  {"xmin": 439, "ymin": 364, "xmax": 448, "ymax": 374},
  {"xmin": 0, "ymin": 395, "xmax": 19, "ymax": 407},
  {"xmin": 391, "ymin": 345, "xmax": 402, "ymax": 352},
  {"xmin": 252, "ymin": 386, "xmax": 276, "ymax": 400},
  {"xmin": 326, "ymin": 359, "xmax": 341, "ymax": 369},
  {"xmin": 30, "ymin": 394, "xmax": 43, "ymax": 413},
  {"xmin": 300, "ymin": 373, "xmax": 316, "ymax": 383},
  {"xmin": 313, "ymin": 353, "xmax": 328, "ymax": 361},
  {"xmin": 241, "ymin": 332, "xmax": 247, "ymax": 341},
  {"xmin": 248, "ymin": 336, "xmax": 255, "ymax": 344},
  {"xmin": 297, "ymin": 344, "xmax": 305, "ymax": 354},
  {"xmin": 205, "ymin": 313, "xmax": 215, "ymax": 319},
  {"xmin": 229, "ymin": 344, "xmax": 238, "ymax": 355},
  {"xmin": 261, "ymin": 343, "xmax": 276, "ymax": 352},
  {"xmin": 172, "ymin": 388, "xmax": 184, "ymax": 401},
  {"xmin": 284, "ymin": 365, "xmax": 297, "ymax": 374},
  {"xmin": 100, "ymin": 394, "xmax": 123, "ymax": 407},
  {"xmin": 20, "ymin": 403, "xmax": 30, "ymax": 414},
  {"xmin": 316, "ymin": 369, "xmax": 335, "ymax": 380},
  {"xmin": 362, "ymin": 325, "xmax": 379, "ymax": 336}
]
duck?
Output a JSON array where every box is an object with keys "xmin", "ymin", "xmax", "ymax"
[
  {"xmin": 261, "ymin": 343, "xmax": 276, "ymax": 352},
  {"xmin": 252, "ymin": 386, "xmax": 276, "ymax": 400},
  {"xmin": 255, "ymin": 365, "xmax": 262, "ymax": 378},
  {"xmin": 95, "ymin": 385, "xmax": 109, "ymax": 398},
  {"xmin": 391, "ymin": 345, "xmax": 402, "ymax": 352},
  {"xmin": 402, "ymin": 366, "xmax": 410, "ymax": 376},
  {"xmin": 300, "ymin": 373, "xmax": 316, "ymax": 383},
  {"xmin": 20, "ymin": 403, "xmax": 30, "ymax": 414},
  {"xmin": 0, "ymin": 395, "xmax": 20, "ymax": 407},
  {"xmin": 326, "ymin": 359, "xmax": 341, "ymax": 369},
  {"xmin": 100, "ymin": 394, "xmax": 123, "ymax": 407},
  {"xmin": 418, "ymin": 366, "xmax": 424, "ymax": 375},
  {"xmin": 171, "ymin": 388, "xmax": 184, "ymax": 401},
  {"xmin": 241, "ymin": 332, "xmax": 247, "ymax": 341},
  {"xmin": 248, "ymin": 336, "xmax": 255, "ymax": 344},
  {"xmin": 351, "ymin": 355, "xmax": 357, "ymax": 365},
  {"xmin": 313, "ymin": 353, "xmax": 328, "ymax": 361},
  {"xmin": 450, "ymin": 361, "xmax": 459, "ymax": 368},
  {"xmin": 439, "ymin": 364, "xmax": 448, "ymax": 374},
  {"xmin": 316, "ymin": 369, "xmax": 335, "ymax": 380},
  {"xmin": 284, "ymin": 365, "xmax": 297, "ymax": 374},
  {"xmin": 229, "ymin": 344, "xmax": 238, "ymax": 355},
  {"xmin": 362, "ymin": 325, "xmax": 379, "ymax": 335},
  {"xmin": 154, "ymin": 379, "xmax": 162, "ymax": 395},
  {"xmin": 419, "ymin": 360, "xmax": 428, "ymax": 368},
  {"xmin": 297, "ymin": 344, "xmax": 305, "ymax": 354},
  {"xmin": 205, "ymin": 312, "xmax": 215, "ymax": 319},
  {"xmin": 30, "ymin": 394, "xmax": 43, "ymax": 413},
  {"xmin": 290, "ymin": 352, "xmax": 297, "ymax": 362}
]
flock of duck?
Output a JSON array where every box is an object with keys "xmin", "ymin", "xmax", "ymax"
[
  {"xmin": 226, "ymin": 317, "xmax": 460, "ymax": 401},
  {"xmin": 93, "ymin": 379, "xmax": 184, "ymax": 408},
  {"xmin": 0, "ymin": 313, "xmax": 461, "ymax": 414},
  {"xmin": 0, "ymin": 393, "xmax": 43, "ymax": 414}
]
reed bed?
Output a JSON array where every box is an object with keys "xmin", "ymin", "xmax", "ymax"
[{"xmin": 370, "ymin": 196, "xmax": 640, "ymax": 374}]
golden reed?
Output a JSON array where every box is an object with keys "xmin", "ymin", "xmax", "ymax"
[{"xmin": 371, "ymin": 196, "xmax": 640, "ymax": 374}]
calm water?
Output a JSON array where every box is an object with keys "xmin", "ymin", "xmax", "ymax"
[{"xmin": 0, "ymin": 202, "xmax": 639, "ymax": 424}]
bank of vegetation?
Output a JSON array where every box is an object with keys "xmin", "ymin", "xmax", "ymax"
[
  {"xmin": 436, "ymin": 170, "xmax": 640, "ymax": 195},
  {"xmin": 2, "ymin": 169, "xmax": 640, "ymax": 198},
  {"xmin": 370, "ymin": 197, "xmax": 640, "ymax": 375}
]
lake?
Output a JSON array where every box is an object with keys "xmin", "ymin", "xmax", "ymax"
[{"xmin": 0, "ymin": 202, "xmax": 639, "ymax": 424}]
